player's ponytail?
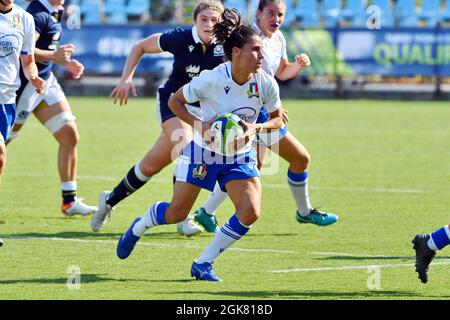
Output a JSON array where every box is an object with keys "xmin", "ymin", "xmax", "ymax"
[{"xmin": 213, "ymin": 8, "xmax": 258, "ymax": 62}]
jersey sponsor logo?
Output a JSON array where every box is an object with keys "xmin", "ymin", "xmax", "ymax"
[
  {"xmin": 0, "ymin": 34, "xmax": 19, "ymax": 58},
  {"xmin": 213, "ymin": 45, "xmax": 224, "ymax": 57},
  {"xmin": 224, "ymin": 86, "xmax": 230, "ymax": 95},
  {"xmin": 192, "ymin": 164, "xmax": 207, "ymax": 180},
  {"xmin": 11, "ymin": 15, "xmax": 23, "ymax": 28},
  {"xmin": 232, "ymin": 107, "xmax": 257, "ymax": 122},
  {"xmin": 247, "ymin": 82, "xmax": 260, "ymax": 99},
  {"xmin": 185, "ymin": 64, "xmax": 200, "ymax": 78},
  {"xmin": 188, "ymin": 45, "xmax": 195, "ymax": 53}
]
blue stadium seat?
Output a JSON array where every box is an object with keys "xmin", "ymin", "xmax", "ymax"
[
  {"xmin": 441, "ymin": 0, "xmax": 450, "ymax": 24},
  {"xmin": 340, "ymin": 0, "xmax": 367, "ymax": 27},
  {"xmin": 80, "ymin": 0, "xmax": 102, "ymax": 24},
  {"xmin": 369, "ymin": 0, "xmax": 394, "ymax": 27},
  {"xmin": 321, "ymin": 0, "xmax": 342, "ymax": 27},
  {"xmin": 127, "ymin": 0, "xmax": 151, "ymax": 17},
  {"xmin": 15, "ymin": 0, "xmax": 29, "ymax": 9},
  {"xmin": 417, "ymin": 0, "xmax": 441, "ymax": 27},
  {"xmin": 224, "ymin": 0, "xmax": 247, "ymax": 15},
  {"xmin": 295, "ymin": 0, "xmax": 320, "ymax": 27},
  {"xmin": 395, "ymin": 0, "xmax": 418, "ymax": 27},
  {"xmin": 104, "ymin": 0, "xmax": 127, "ymax": 15},
  {"xmin": 283, "ymin": 0, "xmax": 296, "ymax": 25},
  {"xmin": 108, "ymin": 12, "xmax": 128, "ymax": 25}
]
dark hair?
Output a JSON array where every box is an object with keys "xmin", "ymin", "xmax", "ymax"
[
  {"xmin": 257, "ymin": 0, "xmax": 286, "ymax": 11},
  {"xmin": 213, "ymin": 8, "xmax": 258, "ymax": 61},
  {"xmin": 193, "ymin": 0, "xmax": 224, "ymax": 21}
]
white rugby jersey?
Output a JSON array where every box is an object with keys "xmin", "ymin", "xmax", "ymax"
[
  {"xmin": 0, "ymin": 4, "xmax": 35, "ymax": 104},
  {"xmin": 253, "ymin": 23, "xmax": 287, "ymax": 77},
  {"xmin": 183, "ymin": 62, "xmax": 282, "ymax": 153}
]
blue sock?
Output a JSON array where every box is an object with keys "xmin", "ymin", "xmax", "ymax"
[
  {"xmin": 430, "ymin": 225, "xmax": 450, "ymax": 250},
  {"xmin": 107, "ymin": 163, "xmax": 150, "ymax": 207}
]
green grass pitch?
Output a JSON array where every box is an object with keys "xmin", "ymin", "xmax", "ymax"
[{"xmin": 0, "ymin": 97, "xmax": 449, "ymax": 300}]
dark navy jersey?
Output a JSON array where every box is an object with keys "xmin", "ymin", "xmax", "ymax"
[
  {"xmin": 25, "ymin": 0, "xmax": 63, "ymax": 80},
  {"xmin": 157, "ymin": 26, "xmax": 224, "ymax": 98}
]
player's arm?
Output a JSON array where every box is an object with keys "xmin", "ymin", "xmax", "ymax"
[
  {"xmin": 275, "ymin": 53, "xmax": 310, "ymax": 81},
  {"xmin": 168, "ymin": 88, "xmax": 216, "ymax": 144},
  {"xmin": 110, "ymin": 33, "xmax": 163, "ymax": 106},
  {"xmin": 20, "ymin": 54, "xmax": 45, "ymax": 92}
]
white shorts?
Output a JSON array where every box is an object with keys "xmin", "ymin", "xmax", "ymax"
[{"xmin": 15, "ymin": 72, "xmax": 66, "ymax": 125}]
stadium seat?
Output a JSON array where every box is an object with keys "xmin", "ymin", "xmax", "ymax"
[
  {"xmin": 104, "ymin": 0, "xmax": 127, "ymax": 15},
  {"xmin": 127, "ymin": 0, "xmax": 151, "ymax": 17},
  {"xmin": 321, "ymin": 0, "xmax": 342, "ymax": 27},
  {"xmin": 15, "ymin": 0, "xmax": 29, "ymax": 9},
  {"xmin": 283, "ymin": 0, "xmax": 296, "ymax": 26},
  {"xmin": 107, "ymin": 12, "xmax": 128, "ymax": 24},
  {"xmin": 340, "ymin": 0, "xmax": 367, "ymax": 27},
  {"xmin": 417, "ymin": 0, "xmax": 442, "ymax": 27},
  {"xmin": 295, "ymin": 0, "xmax": 320, "ymax": 27},
  {"xmin": 80, "ymin": 0, "xmax": 102, "ymax": 25},
  {"xmin": 369, "ymin": 0, "xmax": 394, "ymax": 27},
  {"xmin": 395, "ymin": 0, "xmax": 418, "ymax": 27},
  {"xmin": 441, "ymin": 0, "xmax": 450, "ymax": 25},
  {"xmin": 224, "ymin": 0, "xmax": 247, "ymax": 15}
]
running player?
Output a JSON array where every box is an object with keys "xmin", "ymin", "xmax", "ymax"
[
  {"xmin": 6, "ymin": 0, "xmax": 96, "ymax": 216},
  {"xmin": 188, "ymin": 0, "xmax": 338, "ymax": 234},
  {"xmin": 1, "ymin": 0, "xmax": 45, "ymax": 246},
  {"xmin": 116, "ymin": 8, "xmax": 283, "ymax": 282},
  {"xmin": 91, "ymin": 0, "xmax": 225, "ymax": 235}
]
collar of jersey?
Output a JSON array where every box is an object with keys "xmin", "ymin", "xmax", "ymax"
[
  {"xmin": 38, "ymin": 0, "xmax": 58, "ymax": 13},
  {"xmin": 192, "ymin": 25, "xmax": 218, "ymax": 46}
]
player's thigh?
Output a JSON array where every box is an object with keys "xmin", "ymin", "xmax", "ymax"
[
  {"xmin": 140, "ymin": 132, "xmax": 176, "ymax": 175},
  {"xmin": 271, "ymin": 132, "xmax": 310, "ymax": 165},
  {"xmin": 225, "ymin": 177, "xmax": 261, "ymax": 225},
  {"xmin": 165, "ymin": 181, "xmax": 202, "ymax": 223},
  {"xmin": 33, "ymin": 98, "xmax": 71, "ymax": 124},
  {"xmin": 162, "ymin": 116, "xmax": 193, "ymax": 157}
]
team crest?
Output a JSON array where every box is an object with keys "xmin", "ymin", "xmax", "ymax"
[
  {"xmin": 192, "ymin": 164, "xmax": 207, "ymax": 180},
  {"xmin": 247, "ymin": 82, "xmax": 259, "ymax": 98},
  {"xmin": 213, "ymin": 45, "xmax": 224, "ymax": 57},
  {"xmin": 11, "ymin": 15, "xmax": 23, "ymax": 28}
]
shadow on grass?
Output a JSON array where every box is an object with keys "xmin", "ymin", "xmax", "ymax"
[
  {"xmin": 1, "ymin": 232, "xmax": 202, "ymax": 241},
  {"xmin": 0, "ymin": 274, "xmax": 127, "ymax": 285},
  {"xmin": 316, "ymin": 255, "xmax": 450, "ymax": 261},
  {"xmin": 173, "ymin": 290, "xmax": 448, "ymax": 299}
]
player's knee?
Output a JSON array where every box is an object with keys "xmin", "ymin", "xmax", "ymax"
[
  {"xmin": 0, "ymin": 153, "xmax": 6, "ymax": 173},
  {"xmin": 139, "ymin": 161, "xmax": 164, "ymax": 177},
  {"xmin": 292, "ymin": 151, "xmax": 310, "ymax": 172},
  {"xmin": 238, "ymin": 205, "xmax": 260, "ymax": 225}
]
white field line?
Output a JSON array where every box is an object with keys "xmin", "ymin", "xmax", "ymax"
[
  {"xmin": 7, "ymin": 172, "xmax": 426, "ymax": 194},
  {"xmin": 2, "ymin": 235, "xmax": 295, "ymax": 254},
  {"xmin": 309, "ymin": 251, "xmax": 414, "ymax": 258},
  {"xmin": 269, "ymin": 260, "xmax": 450, "ymax": 273}
]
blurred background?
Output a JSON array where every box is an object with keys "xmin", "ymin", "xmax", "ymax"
[{"xmin": 16, "ymin": 0, "xmax": 450, "ymax": 100}]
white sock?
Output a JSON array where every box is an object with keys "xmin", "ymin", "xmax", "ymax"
[
  {"xmin": 60, "ymin": 181, "xmax": 77, "ymax": 191},
  {"xmin": 287, "ymin": 171, "xmax": 311, "ymax": 216},
  {"xmin": 196, "ymin": 214, "xmax": 250, "ymax": 263},
  {"xmin": 132, "ymin": 202, "xmax": 165, "ymax": 237},
  {"xmin": 427, "ymin": 235, "xmax": 438, "ymax": 251},
  {"xmin": 203, "ymin": 183, "xmax": 228, "ymax": 215}
]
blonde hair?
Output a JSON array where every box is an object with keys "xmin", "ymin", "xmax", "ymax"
[{"xmin": 193, "ymin": 0, "xmax": 225, "ymax": 21}]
